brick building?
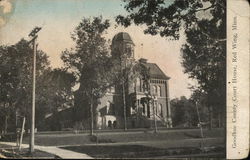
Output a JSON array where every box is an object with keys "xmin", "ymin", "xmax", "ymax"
[{"xmin": 96, "ymin": 32, "xmax": 172, "ymax": 129}]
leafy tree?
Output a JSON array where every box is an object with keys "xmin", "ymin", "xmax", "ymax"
[
  {"xmin": 182, "ymin": 20, "xmax": 226, "ymax": 128},
  {"xmin": 61, "ymin": 16, "xmax": 113, "ymax": 135},
  {"xmin": 170, "ymin": 96, "xmax": 208, "ymax": 128},
  {"xmin": 116, "ymin": 0, "xmax": 226, "ymax": 127},
  {"xmin": 116, "ymin": 0, "xmax": 225, "ymax": 40},
  {"xmin": 36, "ymin": 68, "xmax": 76, "ymax": 131},
  {"xmin": 0, "ymin": 39, "xmax": 50, "ymax": 132}
]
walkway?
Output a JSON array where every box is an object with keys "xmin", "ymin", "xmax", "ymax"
[{"xmin": 0, "ymin": 141, "xmax": 93, "ymax": 159}]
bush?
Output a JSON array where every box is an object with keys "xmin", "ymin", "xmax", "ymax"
[{"xmin": 89, "ymin": 135, "xmax": 115, "ymax": 143}]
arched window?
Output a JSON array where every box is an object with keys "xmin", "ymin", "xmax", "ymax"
[
  {"xmin": 157, "ymin": 86, "xmax": 161, "ymax": 96},
  {"xmin": 152, "ymin": 85, "xmax": 157, "ymax": 95},
  {"xmin": 108, "ymin": 120, "xmax": 112, "ymax": 128}
]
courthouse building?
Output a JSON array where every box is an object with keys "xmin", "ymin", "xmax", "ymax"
[{"xmin": 96, "ymin": 32, "xmax": 172, "ymax": 129}]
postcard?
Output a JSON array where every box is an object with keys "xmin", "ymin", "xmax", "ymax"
[{"xmin": 0, "ymin": 0, "xmax": 249, "ymax": 159}]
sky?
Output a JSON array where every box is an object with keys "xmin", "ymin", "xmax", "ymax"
[{"xmin": 0, "ymin": 0, "xmax": 197, "ymax": 99}]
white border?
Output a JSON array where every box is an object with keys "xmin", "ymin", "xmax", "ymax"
[{"xmin": 227, "ymin": 0, "xmax": 249, "ymax": 159}]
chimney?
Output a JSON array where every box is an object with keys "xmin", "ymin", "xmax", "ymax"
[{"xmin": 139, "ymin": 58, "xmax": 148, "ymax": 64}]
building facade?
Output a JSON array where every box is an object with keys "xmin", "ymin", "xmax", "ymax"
[{"xmin": 96, "ymin": 32, "xmax": 172, "ymax": 129}]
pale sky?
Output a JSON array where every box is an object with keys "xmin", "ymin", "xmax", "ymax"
[{"xmin": 0, "ymin": 0, "xmax": 197, "ymax": 99}]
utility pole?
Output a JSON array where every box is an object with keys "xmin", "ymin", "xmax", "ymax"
[
  {"xmin": 28, "ymin": 27, "xmax": 42, "ymax": 153},
  {"xmin": 195, "ymin": 101, "xmax": 205, "ymax": 152},
  {"xmin": 19, "ymin": 116, "xmax": 26, "ymax": 151}
]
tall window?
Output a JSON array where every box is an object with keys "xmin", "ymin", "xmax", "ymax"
[
  {"xmin": 137, "ymin": 77, "xmax": 141, "ymax": 92},
  {"xmin": 106, "ymin": 101, "xmax": 111, "ymax": 114},
  {"xmin": 152, "ymin": 85, "xmax": 157, "ymax": 95},
  {"xmin": 157, "ymin": 86, "xmax": 161, "ymax": 96},
  {"xmin": 158, "ymin": 103, "xmax": 163, "ymax": 117},
  {"xmin": 142, "ymin": 81, "xmax": 146, "ymax": 92}
]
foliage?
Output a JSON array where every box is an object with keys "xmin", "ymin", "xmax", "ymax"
[
  {"xmin": 61, "ymin": 16, "xmax": 113, "ymax": 132},
  {"xmin": 181, "ymin": 11, "xmax": 226, "ymax": 126},
  {"xmin": 170, "ymin": 96, "xmax": 208, "ymax": 127},
  {"xmin": 0, "ymin": 38, "xmax": 76, "ymax": 131},
  {"xmin": 61, "ymin": 16, "xmax": 111, "ymax": 97},
  {"xmin": 116, "ymin": 0, "xmax": 225, "ymax": 40},
  {"xmin": 0, "ymin": 39, "xmax": 50, "ymax": 132},
  {"xmin": 36, "ymin": 68, "xmax": 76, "ymax": 130}
]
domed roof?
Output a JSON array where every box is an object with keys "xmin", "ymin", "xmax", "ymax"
[{"xmin": 112, "ymin": 32, "xmax": 134, "ymax": 45}]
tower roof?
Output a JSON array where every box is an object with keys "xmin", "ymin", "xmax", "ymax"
[{"xmin": 112, "ymin": 32, "xmax": 134, "ymax": 45}]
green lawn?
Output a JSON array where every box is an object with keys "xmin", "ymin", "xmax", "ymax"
[
  {"xmin": 60, "ymin": 144, "xmax": 225, "ymax": 158},
  {"xmin": 18, "ymin": 128, "xmax": 226, "ymax": 158},
  {"xmin": 22, "ymin": 128, "xmax": 224, "ymax": 146},
  {"xmin": 0, "ymin": 146, "xmax": 57, "ymax": 159}
]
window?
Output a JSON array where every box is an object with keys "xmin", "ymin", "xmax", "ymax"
[
  {"xmin": 157, "ymin": 86, "xmax": 161, "ymax": 96},
  {"xmin": 158, "ymin": 103, "xmax": 163, "ymax": 117},
  {"xmin": 106, "ymin": 101, "xmax": 111, "ymax": 114},
  {"xmin": 142, "ymin": 103, "xmax": 145, "ymax": 114},
  {"xmin": 110, "ymin": 86, "xmax": 115, "ymax": 93},
  {"xmin": 152, "ymin": 85, "xmax": 157, "ymax": 95},
  {"xmin": 136, "ymin": 77, "xmax": 141, "ymax": 92},
  {"xmin": 125, "ymin": 44, "xmax": 133, "ymax": 57}
]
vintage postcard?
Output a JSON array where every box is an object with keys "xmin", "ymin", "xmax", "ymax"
[{"xmin": 0, "ymin": 0, "xmax": 249, "ymax": 159}]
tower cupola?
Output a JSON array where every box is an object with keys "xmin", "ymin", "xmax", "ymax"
[{"xmin": 111, "ymin": 32, "xmax": 135, "ymax": 59}]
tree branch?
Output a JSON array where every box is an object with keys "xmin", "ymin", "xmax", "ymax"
[{"xmin": 195, "ymin": 5, "xmax": 214, "ymax": 12}]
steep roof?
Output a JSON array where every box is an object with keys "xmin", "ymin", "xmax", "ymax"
[{"xmin": 144, "ymin": 63, "xmax": 170, "ymax": 80}]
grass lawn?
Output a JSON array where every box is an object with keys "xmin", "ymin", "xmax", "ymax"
[
  {"xmin": 0, "ymin": 146, "xmax": 57, "ymax": 159},
  {"xmin": 60, "ymin": 144, "xmax": 225, "ymax": 158},
  {"xmin": 22, "ymin": 128, "xmax": 224, "ymax": 146},
  {"xmin": 8, "ymin": 128, "xmax": 225, "ymax": 158}
]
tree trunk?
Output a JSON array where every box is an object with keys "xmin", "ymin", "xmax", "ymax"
[
  {"xmin": 122, "ymin": 82, "xmax": 127, "ymax": 131},
  {"xmin": 208, "ymin": 106, "xmax": 213, "ymax": 130},
  {"xmin": 90, "ymin": 95, "xmax": 94, "ymax": 136},
  {"xmin": 153, "ymin": 101, "xmax": 158, "ymax": 133},
  {"xmin": 218, "ymin": 112, "xmax": 221, "ymax": 128},
  {"xmin": 4, "ymin": 116, "xmax": 8, "ymax": 134}
]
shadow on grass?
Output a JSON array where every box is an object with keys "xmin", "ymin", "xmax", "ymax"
[
  {"xmin": 0, "ymin": 147, "xmax": 57, "ymax": 159},
  {"xmin": 89, "ymin": 135, "xmax": 115, "ymax": 143},
  {"xmin": 61, "ymin": 145, "xmax": 225, "ymax": 158},
  {"xmin": 184, "ymin": 132, "xmax": 202, "ymax": 138}
]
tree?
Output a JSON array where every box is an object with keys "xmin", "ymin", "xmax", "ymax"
[
  {"xmin": 181, "ymin": 19, "xmax": 226, "ymax": 128},
  {"xmin": 36, "ymin": 68, "xmax": 76, "ymax": 130},
  {"xmin": 61, "ymin": 16, "xmax": 113, "ymax": 135},
  {"xmin": 116, "ymin": 0, "xmax": 226, "ymax": 128},
  {"xmin": 0, "ymin": 39, "xmax": 50, "ymax": 132},
  {"xmin": 170, "ymin": 96, "xmax": 208, "ymax": 128}
]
